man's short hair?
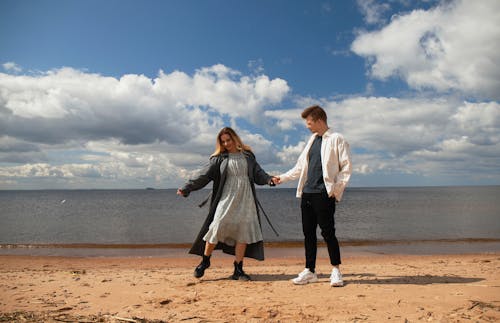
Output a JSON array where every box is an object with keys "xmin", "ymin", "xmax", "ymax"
[{"xmin": 301, "ymin": 105, "xmax": 327, "ymax": 122}]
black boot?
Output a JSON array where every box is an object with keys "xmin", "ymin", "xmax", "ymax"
[
  {"xmin": 232, "ymin": 261, "xmax": 251, "ymax": 281},
  {"xmin": 194, "ymin": 255, "xmax": 211, "ymax": 278}
]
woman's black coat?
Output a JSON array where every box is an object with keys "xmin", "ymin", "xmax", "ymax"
[{"xmin": 180, "ymin": 150, "xmax": 272, "ymax": 260}]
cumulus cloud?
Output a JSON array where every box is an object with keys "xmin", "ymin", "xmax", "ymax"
[
  {"xmin": 0, "ymin": 64, "xmax": 289, "ymax": 188},
  {"xmin": 0, "ymin": 136, "xmax": 47, "ymax": 164},
  {"xmin": 154, "ymin": 64, "xmax": 288, "ymax": 123},
  {"xmin": 329, "ymin": 96, "xmax": 457, "ymax": 156},
  {"xmin": 352, "ymin": 0, "xmax": 500, "ymax": 100},
  {"xmin": 2, "ymin": 62, "xmax": 22, "ymax": 73},
  {"xmin": 356, "ymin": 0, "xmax": 391, "ymax": 25},
  {"xmin": 264, "ymin": 109, "xmax": 303, "ymax": 131},
  {"xmin": 0, "ymin": 65, "xmax": 289, "ymax": 146},
  {"xmin": 1, "ymin": 57, "xmax": 498, "ymax": 188},
  {"xmin": 345, "ymin": 97, "xmax": 499, "ymax": 179},
  {"xmin": 277, "ymin": 140, "xmax": 306, "ymax": 166},
  {"xmin": 272, "ymin": 96, "xmax": 500, "ymax": 184}
]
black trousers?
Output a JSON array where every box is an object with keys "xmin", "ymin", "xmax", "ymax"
[{"xmin": 301, "ymin": 192, "xmax": 341, "ymax": 270}]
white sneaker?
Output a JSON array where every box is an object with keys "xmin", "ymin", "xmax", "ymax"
[
  {"xmin": 292, "ymin": 268, "xmax": 318, "ymax": 285},
  {"xmin": 330, "ymin": 267, "xmax": 343, "ymax": 287}
]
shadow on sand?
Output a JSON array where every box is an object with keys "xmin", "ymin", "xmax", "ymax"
[{"xmin": 201, "ymin": 273, "xmax": 484, "ymax": 285}]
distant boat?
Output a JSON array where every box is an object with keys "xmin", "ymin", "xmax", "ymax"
[{"xmin": 145, "ymin": 187, "xmax": 155, "ymax": 190}]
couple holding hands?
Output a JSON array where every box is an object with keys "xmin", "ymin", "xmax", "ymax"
[{"xmin": 177, "ymin": 105, "xmax": 352, "ymax": 287}]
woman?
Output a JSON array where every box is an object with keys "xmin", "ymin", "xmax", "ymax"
[{"xmin": 177, "ymin": 127, "xmax": 276, "ymax": 281}]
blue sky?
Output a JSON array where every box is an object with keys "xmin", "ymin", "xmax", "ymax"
[{"xmin": 1, "ymin": 0, "xmax": 499, "ymax": 189}]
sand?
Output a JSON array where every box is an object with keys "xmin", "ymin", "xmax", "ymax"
[{"xmin": 0, "ymin": 251, "xmax": 499, "ymax": 322}]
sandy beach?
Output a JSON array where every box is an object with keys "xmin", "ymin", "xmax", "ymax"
[{"xmin": 1, "ymin": 250, "xmax": 499, "ymax": 322}]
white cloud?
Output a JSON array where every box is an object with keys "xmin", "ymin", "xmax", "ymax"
[
  {"xmin": 350, "ymin": 98, "xmax": 499, "ymax": 177},
  {"xmin": 260, "ymin": 90, "xmax": 499, "ymax": 185},
  {"xmin": 2, "ymin": 62, "xmax": 22, "ymax": 73},
  {"xmin": 271, "ymin": 96, "xmax": 500, "ymax": 183},
  {"xmin": 352, "ymin": 0, "xmax": 500, "ymax": 100},
  {"xmin": 277, "ymin": 140, "xmax": 306, "ymax": 166},
  {"xmin": 247, "ymin": 59, "xmax": 265, "ymax": 75},
  {"xmin": 356, "ymin": 0, "xmax": 391, "ymax": 25},
  {"xmin": 451, "ymin": 101, "xmax": 500, "ymax": 146},
  {"xmin": 1, "ymin": 61, "xmax": 498, "ymax": 188},
  {"xmin": 0, "ymin": 65, "xmax": 289, "ymax": 145},
  {"xmin": 264, "ymin": 109, "xmax": 303, "ymax": 131},
  {"xmin": 0, "ymin": 64, "xmax": 291, "ymax": 188},
  {"xmin": 328, "ymin": 96, "xmax": 457, "ymax": 155},
  {"xmin": 154, "ymin": 64, "xmax": 289, "ymax": 123}
]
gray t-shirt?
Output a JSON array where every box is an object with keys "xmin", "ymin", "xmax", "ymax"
[{"xmin": 303, "ymin": 135, "xmax": 326, "ymax": 194}]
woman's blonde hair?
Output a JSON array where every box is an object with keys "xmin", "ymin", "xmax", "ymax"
[{"xmin": 211, "ymin": 127, "xmax": 252, "ymax": 157}]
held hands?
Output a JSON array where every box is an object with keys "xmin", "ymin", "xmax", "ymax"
[
  {"xmin": 269, "ymin": 176, "xmax": 281, "ymax": 186},
  {"xmin": 176, "ymin": 188, "xmax": 186, "ymax": 196}
]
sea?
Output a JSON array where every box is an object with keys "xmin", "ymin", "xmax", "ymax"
[{"xmin": 1, "ymin": 186, "xmax": 499, "ymax": 257}]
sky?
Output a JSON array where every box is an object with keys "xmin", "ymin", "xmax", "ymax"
[{"xmin": 0, "ymin": 0, "xmax": 499, "ymax": 189}]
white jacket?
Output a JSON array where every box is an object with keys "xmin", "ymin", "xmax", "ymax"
[{"xmin": 279, "ymin": 129, "xmax": 352, "ymax": 201}]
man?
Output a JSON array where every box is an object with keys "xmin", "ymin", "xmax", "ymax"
[{"xmin": 275, "ymin": 105, "xmax": 352, "ymax": 287}]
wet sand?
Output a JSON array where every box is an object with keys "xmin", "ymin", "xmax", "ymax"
[
  {"xmin": 2, "ymin": 239, "xmax": 499, "ymax": 257},
  {"xmin": 1, "ymin": 247, "xmax": 499, "ymax": 322}
]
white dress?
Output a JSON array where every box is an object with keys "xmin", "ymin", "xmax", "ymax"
[{"xmin": 203, "ymin": 153, "xmax": 263, "ymax": 246}]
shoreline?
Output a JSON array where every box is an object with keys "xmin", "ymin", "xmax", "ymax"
[
  {"xmin": 1, "ymin": 239, "xmax": 500, "ymax": 258},
  {"xmin": 2, "ymin": 237, "xmax": 499, "ymax": 248},
  {"xmin": 1, "ymin": 252, "xmax": 499, "ymax": 322}
]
